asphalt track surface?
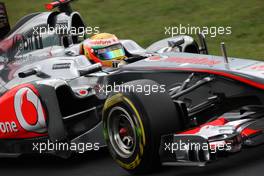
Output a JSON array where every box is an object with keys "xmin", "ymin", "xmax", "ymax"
[{"xmin": 0, "ymin": 145, "xmax": 264, "ymax": 176}]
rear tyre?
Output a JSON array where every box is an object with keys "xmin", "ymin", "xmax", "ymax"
[{"xmin": 103, "ymin": 79, "xmax": 182, "ymax": 174}]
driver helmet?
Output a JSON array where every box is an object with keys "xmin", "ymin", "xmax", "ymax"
[{"xmin": 82, "ymin": 33, "xmax": 126, "ymax": 67}]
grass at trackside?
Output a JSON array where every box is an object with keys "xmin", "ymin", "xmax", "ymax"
[{"xmin": 2, "ymin": 0, "xmax": 264, "ymax": 60}]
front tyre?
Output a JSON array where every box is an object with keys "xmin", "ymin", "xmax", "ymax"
[{"xmin": 103, "ymin": 79, "xmax": 181, "ymax": 174}]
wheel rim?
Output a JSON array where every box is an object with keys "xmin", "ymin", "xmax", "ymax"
[{"xmin": 107, "ymin": 106, "xmax": 137, "ymax": 158}]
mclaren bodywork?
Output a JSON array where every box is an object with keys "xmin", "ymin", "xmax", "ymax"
[
  {"xmin": 0, "ymin": 1, "xmax": 204, "ymax": 157},
  {"xmin": 103, "ymin": 51, "xmax": 264, "ymax": 174}
]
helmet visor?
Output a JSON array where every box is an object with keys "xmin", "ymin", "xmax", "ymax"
[{"xmin": 95, "ymin": 44, "xmax": 126, "ymax": 60}]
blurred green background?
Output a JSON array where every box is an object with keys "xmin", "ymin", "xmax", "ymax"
[{"xmin": 1, "ymin": 0, "xmax": 264, "ymax": 60}]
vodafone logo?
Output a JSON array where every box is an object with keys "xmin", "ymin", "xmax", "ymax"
[
  {"xmin": 145, "ymin": 56, "xmax": 162, "ymax": 62},
  {"xmin": 145, "ymin": 56, "xmax": 222, "ymax": 66},
  {"xmin": 14, "ymin": 87, "xmax": 47, "ymax": 133},
  {"xmin": 89, "ymin": 38, "xmax": 119, "ymax": 46}
]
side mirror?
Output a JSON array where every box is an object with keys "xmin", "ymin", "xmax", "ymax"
[{"xmin": 168, "ymin": 38, "xmax": 185, "ymax": 52}]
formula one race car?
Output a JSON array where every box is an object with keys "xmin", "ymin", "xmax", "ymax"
[
  {"xmin": 2, "ymin": 2, "xmax": 263, "ymax": 172},
  {"xmin": 0, "ymin": 1, "xmax": 207, "ymax": 157},
  {"xmin": 102, "ymin": 47, "xmax": 264, "ymax": 174}
]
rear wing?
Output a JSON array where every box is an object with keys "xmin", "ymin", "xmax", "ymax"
[{"xmin": 0, "ymin": 2, "xmax": 10, "ymax": 40}]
